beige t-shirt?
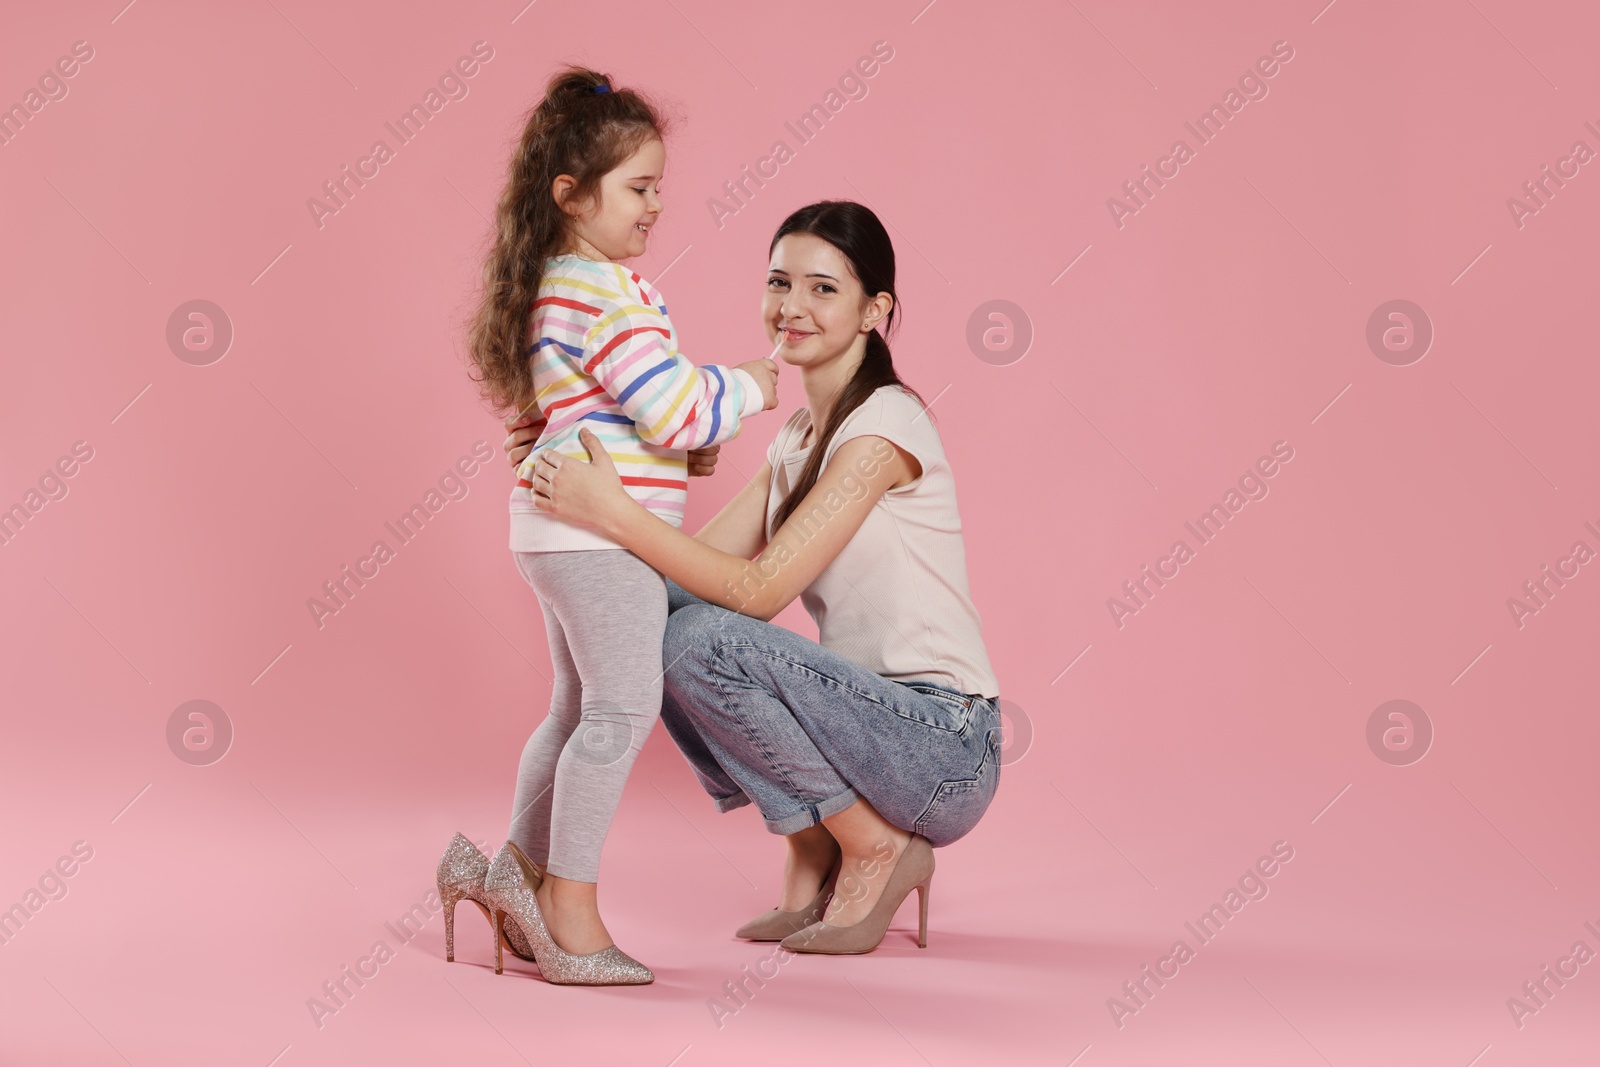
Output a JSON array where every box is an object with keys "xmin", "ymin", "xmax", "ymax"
[{"xmin": 764, "ymin": 384, "xmax": 1000, "ymax": 699}]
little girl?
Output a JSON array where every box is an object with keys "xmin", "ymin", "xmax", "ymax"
[{"xmin": 459, "ymin": 67, "xmax": 778, "ymax": 984}]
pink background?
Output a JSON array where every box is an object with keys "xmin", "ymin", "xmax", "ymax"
[{"xmin": 3, "ymin": 0, "xmax": 1597, "ymax": 1063}]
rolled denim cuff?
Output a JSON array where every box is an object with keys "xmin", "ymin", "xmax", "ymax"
[
  {"xmin": 712, "ymin": 791, "xmax": 753, "ymax": 814},
  {"xmin": 761, "ymin": 786, "xmax": 861, "ymax": 836}
]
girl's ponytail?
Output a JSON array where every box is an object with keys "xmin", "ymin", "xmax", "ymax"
[{"xmin": 465, "ymin": 67, "xmax": 668, "ymax": 418}]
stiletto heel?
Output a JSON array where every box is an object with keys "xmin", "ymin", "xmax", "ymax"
[
  {"xmin": 493, "ymin": 910, "xmax": 506, "ymax": 975},
  {"xmin": 781, "ymin": 834, "xmax": 936, "ymax": 955},
  {"xmin": 916, "ymin": 876, "xmax": 931, "ymax": 948},
  {"xmin": 440, "ymin": 883, "xmax": 463, "ymax": 962},
  {"xmin": 435, "ymin": 832, "xmax": 539, "ymax": 965},
  {"xmin": 483, "ymin": 840, "xmax": 654, "ymax": 985}
]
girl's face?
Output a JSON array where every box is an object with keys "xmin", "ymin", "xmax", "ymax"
[
  {"xmin": 764, "ymin": 233, "xmax": 890, "ymax": 369},
  {"xmin": 561, "ymin": 136, "xmax": 664, "ymax": 262}
]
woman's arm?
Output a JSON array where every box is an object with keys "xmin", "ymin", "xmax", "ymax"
[
  {"xmin": 517, "ymin": 395, "xmax": 771, "ymax": 557},
  {"xmin": 692, "ymin": 459, "xmax": 772, "ymax": 558},
  {"xmin": 532, "ymin": 427, "xmax": 913, "ymax": 621}
]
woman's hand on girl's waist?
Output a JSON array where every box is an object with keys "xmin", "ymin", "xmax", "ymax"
[{"xmin": 502, "ymin": 409, "xmax": 721, "ymax": 477}]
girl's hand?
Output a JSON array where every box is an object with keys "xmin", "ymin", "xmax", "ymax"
[
  {"xmin": 734, "ymin": 357, "xmax": 780, "ymax": 411},
  {"xmin": 530, "ymin": 427, "xmax": 629, "ymax": 531}
]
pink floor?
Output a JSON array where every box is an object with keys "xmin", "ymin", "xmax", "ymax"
[
  {"xmin": 5, "ymin": 0, "xmax": 1600, "ymax": 1063},
  {"xmin": 5, "ymin": 645, "xmax": 1597, "ymax": 1067}
]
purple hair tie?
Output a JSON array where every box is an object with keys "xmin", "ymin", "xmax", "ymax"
[{"xmin": 592, "ymin": 83, "xmax": 611, "ymax": 94}]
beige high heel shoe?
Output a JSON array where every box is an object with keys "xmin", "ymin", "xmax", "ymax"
[
  {"xmin": 482, "ymin": 840, "xmax": 654, "ymax": 985},
  {"xmin": 434, "ymin": 832, "xmax": 537, "ymax": 964},
  {"xmin": 780, "ymin": 834, "xmax": 934, "ymax": 954},
  {"xmin": 735, "ymin": 854, "xmax": 842, "ymax": 941}
]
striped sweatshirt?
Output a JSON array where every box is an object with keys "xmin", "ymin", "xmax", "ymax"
[{"xmin": 509, "ymin": 253, "xmax": 766, "ymax": 552}]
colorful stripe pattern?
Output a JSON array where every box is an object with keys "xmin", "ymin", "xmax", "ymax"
[{"xmin": 509, "ymin": 254, "xmax": 760, "ymax": 539}]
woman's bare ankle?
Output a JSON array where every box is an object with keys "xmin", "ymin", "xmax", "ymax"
[
  {"xmin": 818, "ymin": 801, "xmax": 913, "ymax": 926},
  {"xmin": 777, "ymin": 825, "xmax": 840, "ymax": 911}
]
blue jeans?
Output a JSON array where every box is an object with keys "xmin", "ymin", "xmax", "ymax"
[{"xmin": 658, "ymin": 579, "xmax": 1002, "ymax": 845}]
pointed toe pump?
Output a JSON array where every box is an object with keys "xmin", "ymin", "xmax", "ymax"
[
  {"xmin": 780, "ymin": 835, "xmax": 934, "ymax": 955},
  {"xmin": 735, "ymin": 855, "xmax": 842, "ymax": 941},
  {"xmin": 482, "ymin": 840, "xmax": 654, "ymax": 986}
]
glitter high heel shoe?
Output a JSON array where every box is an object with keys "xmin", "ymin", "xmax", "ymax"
[
  {"xmin": 735, "ymin": 853, "xmax": 842, "ymax": 941},
  {"xmin": 780, "ymin": 834, "xmax": 934, "ymax": 954},
  {"xmin": 435, "ymin": 832, "xmax": 537, "ymax": 964},
  {"xmin": 482, "ymin": 840, "xmax": 654, "ymax": 985}
]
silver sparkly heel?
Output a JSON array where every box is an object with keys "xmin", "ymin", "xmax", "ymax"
[
  {"xmin": 482, "ymin": 840, "xmax": 654, "ymax": 985},
  {"xmin": 435, "ymin": 832, "xmax": 537, "ymax": 964}
]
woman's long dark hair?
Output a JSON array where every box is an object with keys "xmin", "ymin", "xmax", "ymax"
[
  {"xmin": 465, "ymin": 66, "xmax": 669, "ymax": 418},
  {"xmin": 769, "ymin": 200, "xmax": 925, "ymax": 532}
]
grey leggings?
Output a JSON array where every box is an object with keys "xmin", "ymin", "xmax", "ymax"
[{"xmin": 506, "ymin": 549, "xmax": 666, "ymax": 882}]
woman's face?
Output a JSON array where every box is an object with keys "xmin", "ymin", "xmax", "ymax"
[{"xmin": 764, "ymin": 233, "xmax": 887, "ymax": 370}]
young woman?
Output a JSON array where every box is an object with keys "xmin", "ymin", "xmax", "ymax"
[{"xmin": 513, "ymin": 200, "xmax": 1002, "ymax": 954}]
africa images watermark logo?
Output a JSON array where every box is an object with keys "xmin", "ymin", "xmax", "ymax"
[
  {"xmin": 305, "ymin": 42, "xmax": 495, "ymax": 231},
  {"xmin": 1107, "ymin": 441, "xmax": 1296, "ymax": 629},
  {"xmin": 706, "ymin": 40, "xmax": 895, "ymax": 230}
]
